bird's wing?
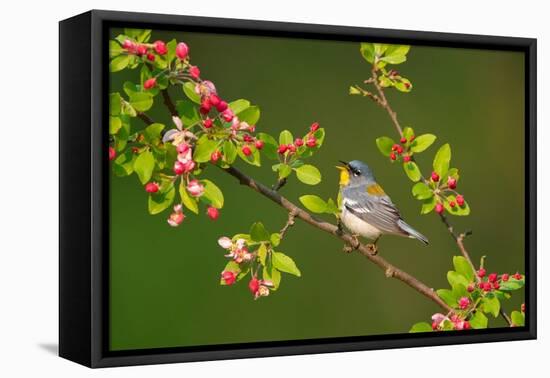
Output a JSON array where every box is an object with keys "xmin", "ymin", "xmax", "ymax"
[{"xmin": 342, "ymin": 187, "xmax": 406, "ymax": 236}]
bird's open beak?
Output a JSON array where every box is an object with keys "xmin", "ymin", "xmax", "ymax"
[{"xmin": 336, "ymin": 160, "xmax": 349, "ymax": 171}]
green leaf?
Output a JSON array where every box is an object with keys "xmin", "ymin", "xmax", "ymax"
[
  {"xmin": 403, "ymin": 127, "xmax": 415, "ymax": 140},
  {"xmin": 433, "ymin": 143, "xmax": 451, "ymax": 177},
  {"xmin": 403, "ymin": 161, "xmax": 422, "ymax": 182},
  {"xmin": 109, "ymin": 40, "xmax": 124, "ymax": 58},
  {"xmin": 148, "ymin": 184, "xmax": 175, "ymax": 215},
  {"xmin": 272, "ymin": 252, "xmax": 301, "ymax": 277},
  {"xmin": 143, "ymin": 123, "xmax": 165, "ymax": 144},
  {"xmin": 421, "ymin": 196, "xmax": 436, "ymax": 214},
  {"xmin": 295, "ymin": 164, "xmax": 322, "ymax": 185},
  {"xmin": 326, "ymin": 198, "xmax": 340, "ymax": 214},
  {"xmin": 236, "ymin": 145, "xmax": 261, "ymax": 166},
  {"xmin": 499, "ymin": 277, "xmax": 525, "ymax": 291},
  {"xmin": 409, "ymin": 322, "xmax": 433, "ymax": 333},
  {"xmin": 109, "ymin": 55, "xmax": 130, "ymax": 72},
  {"xmin": 270, "ymin": 233, "xmax": 281, "ymax": 247},
  {"xmin": 129, "ymin": 92, "xmax": 154, "ymax": 112},
  {"xmin": 237, "ymin": 106, "xmax": 260, "ymax": 125},
  {"xmin": 469, "ymin": 311, "xmax": 488, "ymax": 329},
  {"xmin": 201, "ymin": 179, "xmax": 224, "ymax": 208},
  {"xmin": 412, "ymin": 182, "xmax": 433, "ymax": 200},
  {"xmin": 176, "ymin": 100, "xmax": 200, "ymax": 126},
  {"xmin": 453, "ymin": 256, "xmax": 474, "ymax": 282},
  {"xmin": 193, "ymin": 136, "xmax": 220, "ymax": 163},
  {"xmin": 447, "ymin": 271, "xmax": 470, "ymax": 288},
  {"xmin": 410, "ymin": 134, "xmax": 436, "ymax": 153},
  {"xmin": 511, "ymin": 310, "xmax": 525, "ymax": 326},
  {"xmin": 134, "ymin": 150, "xmax": 155, "ymax": 184},
  {"xmin": 183, "ymin": 82, "xmax": 201, "ymax": 104},
  {"xmin": 382, "ymin": 45, "xmax": 410, "ymax": 64},
  {"xmin": 223, "ymin": 140, "xmax": 237, "ymax": 164},
  {"xmin": 482, "ymin": 296, "xmax": 501, "ymax": 318},
  {"xmin": 360, "ymin": 43, "xmax": 376, "ymax": 63},
  {"xmin": 437, "ymin": 289, "xmax": 458, "ymax": 308},
  {"xmin": 278, "ymin": 164, "xmax": 292, "ymax": 179},
  {"xmin": 109, "ymin": 116, "xmax": 122, "ymax": 134},
  {"xmin": 258, "ymin": 243, "xmax": 268, "ymax": 265},
  {"xmin": 375, "ymin": 136, "xmax": 395, "ymax": 157},
  {"xmin": 179, "ymin": 179, "xmax": 199, "ymax": 214},
  {"xmin": 257, "ymin": 133, "xmax": 278, "ymax": 160},
  {"xmin": 113, "ymin": 149, "xmax": 135, "ymax": 176},
  {"xmin": 263, "ymin": 266, "xmax": 281, "ymax": 290},
  {"xmin": 228, "ymin": 99, "xmax": 250, "ymax": 114},
  {"xmin": 166, "ymin": 39, "xmax": 177, "ymax": 63},
  {"xmin": 110, "ymin": 93, "xmax": 122, "ymax": 115},
  {"xmin": 279, "ymin": 130, "xmax": 294, "ymax": 146},
  {"xmin": 443, "ymin": 194, "xmax": 471, "ymax": 216},
  {"xmin": 250, "ymin": 222, "xmax": 270, "ymax": 242},
  {"xmin": 299, "ymin": 195, "xmax": 328, "ymax": 214},
  {"xmin": 395, "ymin": 77, "xmax": 413, "ymax": 92}
]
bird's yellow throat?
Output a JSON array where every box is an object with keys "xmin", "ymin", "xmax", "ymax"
[{"xmin": 336, "ymin": 166, "xmax": 350, "ymax": 187}]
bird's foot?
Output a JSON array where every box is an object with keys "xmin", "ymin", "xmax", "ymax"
[
  {"xmin": 342, "ymin": 234, "xmax": 361, "ymax": 253},
  {"xmin": 366, "ymin": 243, "xmax": 378, "ymax": 255},
  {"xmin": 336, "ymin": 218, "xmax": 344, "ymax": 236}
]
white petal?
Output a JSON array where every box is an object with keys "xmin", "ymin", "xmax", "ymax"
[
  {"xmin": 172, "ymin": 116, "xmax": 183, "ymax": 130},
  {"xmin": 218, "ymin": 237, "xmax": 233, "ymax": 249}
]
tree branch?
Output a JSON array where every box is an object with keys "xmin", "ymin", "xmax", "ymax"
[
  {"xmin": 137, "ymin": 112, "xmax": 154, "ymax": 125},
  {"xmin": 161, "ymin": 89, "xmax": 178, "ymax": 118},
  {"xmin": 220, "ymin": 165, "xmax": 452, "ymax": 313}
]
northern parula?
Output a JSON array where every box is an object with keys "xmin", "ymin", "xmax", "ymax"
[{"xmin": 337, "ymin": 160, "xmax": 428, "ymax": 251}]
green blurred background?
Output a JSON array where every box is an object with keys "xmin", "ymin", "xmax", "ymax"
[{"xmin": 109, "ymin": 28, "xmax": 525, "ymax": 351}]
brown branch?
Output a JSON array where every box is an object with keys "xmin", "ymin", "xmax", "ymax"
[
  {"xmin": 137, "ymin": 112, "xmax": 154, "ymax": 125},
  {"xmin": 279, "ymin": 210, "xmax": 297, "ymax": 240},
  {"xmin": 371, "ymin": 65, "xmax": 404, "ymax": 137},
  {"xmin": 500, "ymin": 309, "xmax": 513, "ymax": 327},
  {"xmin": 221, "ymin": 165, "xmax": 452, "ymax": 313},
  {"xmin": 272, "ymin": 178, "xmax": 287, "ymax": 192},
  {"xmin": 161, "ymin": 89, "xmax": 178, "ymax": 118}
]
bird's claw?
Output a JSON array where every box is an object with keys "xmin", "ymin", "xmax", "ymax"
[{"xmin": 366, "ymin": 243, "xmax": 378, "ymax": 255}]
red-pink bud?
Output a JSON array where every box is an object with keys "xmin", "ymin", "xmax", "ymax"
[
  {"xmin": 242, "ymin": 145, "xmax": 252, "ymax": 156},
  {"xmin": 173, "ymin": 161, "xmax": 185, "ymax": 175},
  {"xmin": 210, "ymin": 150, "xmax": 222, "ymax": 163},
  {"xmin": 463, "ymin": 321, "xmax": 471, "ymax": 330},
  {"xmin": 477, "ymin": 268, "xmax": 486, "ymax": 278},
  {"xmin": 278, "ymin": 144, "xmax": 288, "ymax": 154},
  {"xmin": 187, "ymin": 179, "xmax": 204, "ymax": 197},
  {"xmin": 449, "ymin": 201, "xmax": 456, "ymax": 208},
  {"xmin": 400, "ymin": 137, "xmax": 407, "ymax": 144},
  {"xmin": 189, "ymin": 65, "xmax": 200, "ymax": 79},
  {"xmin": 146, "ymin": 53, "xmax": 155, "ymax": 62},
  {"xmin": 206, "ymin": 206, "xmax": 219, "ymax": 220},
  {"xmin": 467, "ymin": 283, "xmax": 475, "ymax": 292},
  {"xmin": 177, "ymin": 143, "xmax": 190, "ymax": 155},
  {"xmin": 122, "ymin": 39, "xmax": 135, "ymax": 50},
  {"xmin": 513, "ymin": 273, "xmax": 523, "ymax": 280},
  {"xmin": 255, "ymin": 140, "xmax": 264, "ymax": 150},
  {"xmin": 431, "ymin": 171, "xmax": 440, "ymax": 182},
  {"xmin": 216, "ymin": 100, "xmax": 228, "ymax": 112},
  {"xmin": 209, "ymin": 94, "xmax": 221, "ymax": 107},
  {"xmin": 488, "ymin": 273, "xmax": 498, "ymax": 283},
  {"xmin": 294, "ymin": 138, "xmax": 304, "ymax": 147},
  {"xmin": 288, "ymin": 144, "xmax": 297, "ymax": 153},
  {"xmin": 310, "ymin": 122, "xmax": 320, "ymax": 132},
  {"xmin": 221, "ymin": 271, "xmax": 236, "ymax": 285},
  {"xmin": 176, "ymin": 42, "xmax": 189, "ymax": 60},
  {"xmin": 456, "ymin": 195, "xmax": 465, "ymax": 206},
  {"xmin": 203, "ymin": 118, "xmax": 213, "ymax": 129},
  {"xmin": 306, "ymin": 137, "xmax": 317, "ymax": 148},
  {"xmin": 145, "ymin": 182, "xmax": 160, "ymax": 193},
  {"xmin": 143, "ymin": 78, "xmax": 156, "ymax": 90},
  {"xmin": 153, "ymin": 40, "xmax": 168, "ymax": 55},
  {"xmin": 389, "ymin": 152, "xmax": 397, "ymax": 161},
  {"xmin": 458, "ymin": 296, "xmax": 470, "ymax": 310},
  {"xmin": 221, "ymin": 109, "xmax": 234, "ymax": 122},
  {"xmin": 396, "ymin": 145, "xmax": 404, "ymax": 154},
  {"xmin": 501, "ymin": 273, "xmax": 509, "ymax": 282},
  {"xmin": 136, "ymin": 44, "xmax": 147, "ymax": 56},
  {"xmin": 521, "ymin": 303, "xmax": 525, "ymax": 312},
  {"xmin": 248, "ymin": 277, "xmax": 260, "ymax": 294},
  {"xmin": 435, "ymin": 203, "xmax": 444, "ymax": 214},
  {"xmin": 448, "ymin": 177, "xmax": 457, "ymax": 189},
  {"xmin": 403, "ymin": 155, "xmax": 411, "ymax": 162},
  {"xmin": 109, "ymin": 146, "xmax": 116, "ymax": 161}
]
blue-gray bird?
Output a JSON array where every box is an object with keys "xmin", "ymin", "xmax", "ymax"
[{"xmin": 337, "ymin": 160, "xmax": 428, "ymax": 251}]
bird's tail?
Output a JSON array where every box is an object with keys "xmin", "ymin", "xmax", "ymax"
[{"xmin": 397, "ymin": 219, "xmax": 429, "ymax": 245}]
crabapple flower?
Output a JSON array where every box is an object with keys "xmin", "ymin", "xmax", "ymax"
[
  {"xmin": 458, "ymin": 296, "xmax": 470, "ymax": 310},
  {"xmin": 167, "ymin": 204, "xmax": 185, "ymax": 227},
  {"xmin": 218, "ymin": 237, "xmax": 233, "ymax": 249},
  {"xmin": 221, "ymin": 271, "xmax": 236, "ymax": 285},
  {"xmin": 189, "ymin": 65, "xmax": 200, "ymax": 79},
  {"xmin": 176, "ymin": 42, "xmax": 189, "ymax": 60},
  {"xmin": 153, "ymin": 40, "xmax": 167, "ymax": 55},
  {"xmin": 187, "ymin": 180, "xmax": 204, "ymax": 197}
]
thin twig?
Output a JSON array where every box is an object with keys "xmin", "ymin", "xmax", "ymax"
[
  {"xmin": 272, "ymin": 178, "xmax": 287, "ymax": 191},
  {"xmin": 137, "ymin": 112, "xmax": 154, "ymax": 125},
  {"xmin": 279, "ymin": 211, "xmax": 297, "ymax": 240},
  {"xmin": 500, "ymin": 309, "xmax": 513, "ymax": 327}
]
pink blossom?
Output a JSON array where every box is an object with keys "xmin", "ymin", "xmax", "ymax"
[
  {"xmin": 218, "ymin": 237, "xmax": 233, "ymax": 249},
  {"xmin": 187, "ymin": 179, "xmax": 204, "ymax": 197}
]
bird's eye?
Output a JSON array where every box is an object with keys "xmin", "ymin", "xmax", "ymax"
[{"xmin": 353, "ymin": 169, "xmax": 361, "ymax": 176}]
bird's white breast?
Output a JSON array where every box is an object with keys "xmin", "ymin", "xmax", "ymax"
[{"xmin": 341, "ymin": 206, "xmax": 382, "ymax": 240}]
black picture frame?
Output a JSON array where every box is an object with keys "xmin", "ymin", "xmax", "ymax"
[{"xmin": 59, "ymin": 9, "xmax": 537, "ymax": 368}]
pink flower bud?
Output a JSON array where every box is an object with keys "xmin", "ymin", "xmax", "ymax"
[
  {"xmin": 435, "ymin": 203, "xmax": 444, "ymax": 214},
  {"xmin": 206, "ymin": 206, "xmax": 219, "ymax": 220},
  {"xmin": 167, "ymin": 206, "xmax": 185, "ymax": 227},
  {"xmin": 242, "ymin": 145, "xmax": 252, "ymax": 156},
  {"xmin": 477, "ymin": 268, "xmax": 486, "ymax": 278},
  {"xmin": 221, "ymin": 271, "xmax": 236, "ymax": 285},
  {"xmin": 488, "ymin": 273, "xmax": 498, "ymax": 283},
  {"xmin": 187, "ymin": 179, "xmax": 204, "ymax": 197},
  {"xmin": 310, "ymin": 122, "xmax": 320, "ymax": 132},
  {"xmin": 456, "ymin": 195, "xmax": 465, "ymax": 206},
  {"xmin": 501, "ymin": 273, "xmax": 509, "ymax": 282},
  {"xmin": 209, "ymin": 94, "xmax": 221, "ymax": 107},
  {"xmin": 294, "ymin": 138, "xmax": 304, "ymax": 147},
  {"xmin": 145, "ymin": 182, "xmax": 160, "ymax": 193},
  {"xmin": 458, "ymin": 296, "xmax": 470, "ymax": 309},
  {"xmin": 222, "ymin": 109, "xmax": 234, "ymax": 122},
  {"xmin": 109, "ymin": 146, "xmax": 116, "ymax": 161},
  {"xmin": 448, "ymin": 177, "xmax": 457, "ymax": 189},
  {"xmin": 189, "ymin": 65, "xmax": 200, "ymax": 79},
  {"xmin": 143, "ymin": 78, "xmax": 156, "ymax": 90},
  {"xmin": 176, "ymin": 42, "xmax": 189, "ymax": 60},
  {"xmin": 136, "ymin": 44, "xmax": 147, "ymax": 56},
  {"xmin": 431, "ymin": 171, "xmax": 440, "ymax": 182},
  {"xmin": 211, "ymin": 150, "xmax": 222, "ymax": 163},
  {"xmin": 153, "ymin": 40, "xmax": 168, "ymax": 55},
  {"xmin": 248, "ymin": 277, "xmax": 260, "ymax": 294},
  {"xmin": 306, "ymin": 136, "xmax": 317, "ymax": 148},
  {"xmin": 255, "ymin": 140, "xmax": 264, "ymax": 150},
  {"xmin": 146, "ymin": 53, "xmax": 155, "ymax": 62},
  {"xmin": 203, "ymin": 118, "xmax": 213, "ymax": 129},
  {"xmin": 173, "ymin": 161, "xmax": 185, "ymax": 175}
]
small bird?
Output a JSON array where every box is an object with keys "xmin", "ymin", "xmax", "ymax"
[{"xmin": 337, "ymin": 160, "xmax": 428, "ymax": 253}]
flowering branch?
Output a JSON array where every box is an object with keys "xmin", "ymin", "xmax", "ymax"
[{"xmin": 352, "ymin": 42, "xmax": 523, "ymax": 331}]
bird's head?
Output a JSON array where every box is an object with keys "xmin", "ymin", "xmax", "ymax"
[{"xmin": 336, "ymin": 160, "xmax": 376, "ymax": 187}]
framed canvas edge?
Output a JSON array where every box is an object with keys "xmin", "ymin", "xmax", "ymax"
[{"xmin": 60, "ymin": 9, "xmax": 537, "ymax": 368}]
